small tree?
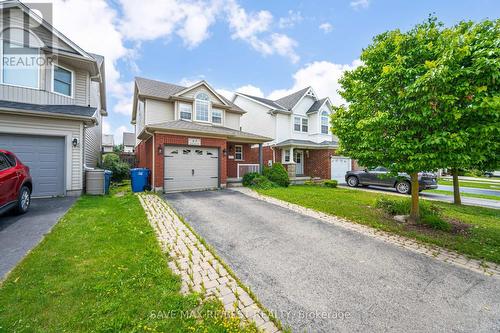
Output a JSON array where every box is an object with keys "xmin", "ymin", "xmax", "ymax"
[{"xmin": 332, "ymin": 18, "xmax": 448, "ymax": 222}]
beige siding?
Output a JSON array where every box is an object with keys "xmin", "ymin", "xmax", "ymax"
[
  {"xmin": 0, "ymin": 112, "xmax": 84, "ymax": 192},
  {"xmin": 145, "ymin": 99, "xmax": 174, "ymax": 124},
  {"xmin": 180, "ymin": 86, "xmax": 225, "ymax": 105},
  {"xmin": 225, "ymin": 112, "xmax": 241, "ymax": 130},
  {"xmin": 74, "ymin": 70, "xmax": 89, "ymax": 105}
]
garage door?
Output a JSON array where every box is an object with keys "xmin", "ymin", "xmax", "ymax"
[
  {"xmin": 331, "ymin": 157, "xmax": 351, "ymax": 184},
  {"xmin": 164, "ymin": 146, "xmax": 219, "ymax": 192},
  {"xmin": 0, "ymin": 134, "xmax": 65, "ymax": 197}
]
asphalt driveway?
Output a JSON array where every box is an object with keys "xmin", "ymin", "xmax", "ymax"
[
  {"xmin": 165, "ymin": 190, "xmax": 500, "ymax": 333},
  {"xmin": 0, "ymin": 197, "xmax": 76, "ymax": 280}
]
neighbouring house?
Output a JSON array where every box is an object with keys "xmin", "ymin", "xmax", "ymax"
[
  {"xmin": 132, "ymin": 77, "xmax": 271, "ymax": 192},
  {"xmin": 0, "ymin": 0, "xmax": 106, "ymax": 197},
  {"xmin": 122, "ymin": 132, "xmax": 135, "ymax": 153},
  {"xmin": 233, "ymin": 87, "xmax": 355, "ymax": 183},
  {"xmin": 102, "ymin": 134, "xmax": 114, "ymax": 153}
]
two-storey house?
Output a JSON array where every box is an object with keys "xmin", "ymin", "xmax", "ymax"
[
  {"xmin": 234, "ymin": 87, "xmax": 353, "ymax": 183},
  {"xmin": 0, "ymin": 0, "xmax": 106, "ymax": 197},
  {"xmin": 132, "ymin": 77, "xmax": 271, "ymax": 192}
]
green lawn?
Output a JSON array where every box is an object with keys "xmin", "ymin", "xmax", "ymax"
[
  {"xmin": 257, "ymin": 186, "xmax": 500, "ymax": 264},
  {"xmin": 428, "ymin": 189, "xmax": 500, "ymax": 201},
  {"xmin": 439, "ymin": 179, "xmax": 500, "ymax": 190},
  {"xmin": 0, "ymin": 185, "xmax": 258, "ymax": 333}
]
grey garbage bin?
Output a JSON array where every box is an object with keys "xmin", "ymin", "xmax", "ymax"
[{"xmin": 86, "ymin": 169, "xmax": 105, "ymax": 195}]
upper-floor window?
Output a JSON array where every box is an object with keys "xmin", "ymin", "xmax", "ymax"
[
  {"xmin": 195, "ymin": 92, "xmax": 210, "ymax": 122},
  {"xmin": 294, "ymin": 116, "xmax": 308, "ymax": 133},
  {"xmin": 1, "ymin": 40, "xmax": 39, "ymax": 89},
  {"xmin": 212, "ymin": 109, "xmax": 222, "ymax": 124},
  {"xmin": 179, "ymin": 103, "xmax": 192, "ymax": 120},
  {"xmin": 321, "ymin": 111, "xmax": 329, "ymax": 134},
  {"xmin": 53, "ymin": 65, "xmax": 73, "ymax": 97}
]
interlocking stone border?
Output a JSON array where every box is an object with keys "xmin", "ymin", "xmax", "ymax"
[
  {"xmin": 233, "ymin": 187, "xmax": 500, "ymax": 278},
  {"xmin": 138, "ymin": 193, "xmax": 280, "ymax": 333}
]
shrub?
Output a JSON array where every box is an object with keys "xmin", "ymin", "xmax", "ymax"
[
  {"xmin": 323, "ymin": 180, "xmax": 338, "ymax": 188},
  {"xmin": 304, "ymin": 181, "xmax": 317, "ymax": 186},
  {"xmin": 242, "ymin": 172, "xmax": 260, "ymax": 187},
  {"xmin": 249, "ymin": 175, "xmax": 277, "ymax": 190},
  {"xmin": 263, "ymin": 163, "xmax": 290, "ymax": 187},
  {"xmin": 375, "ymin": 197, "xmax": 450, "ymax": 231},
  {"xmin": 103, "ymin": 153, "xmax": 130, "ymax": 182}
]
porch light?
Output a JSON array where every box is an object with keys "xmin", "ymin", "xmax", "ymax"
[
  {"xmin": 158, "ymin": 145, "xmax": 163, "ymax": 155},
  {"xmin": 223, "ymin": 149, "xmax": 227, "ymax": 156},
  {"xmin": 72, "ymin": 138, "xmax": 78, "ymax": 147}
]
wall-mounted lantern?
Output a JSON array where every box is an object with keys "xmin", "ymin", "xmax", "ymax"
[
  {"xmin": 72, "ymin": 138, "xmax": 78, "ymax": 147},
  {"xmin": 223, "ymin": 149, "xmax": 227, "ymax": 156},
  {"xmin": 158, "ymin": 145, "xmax": 163, "ymax": 155}
]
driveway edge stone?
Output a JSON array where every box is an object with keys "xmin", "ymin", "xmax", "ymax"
[
  {"xmin": 232, "ymin": 187, "xmax": 500, "ymax": 278},
  {"xmin": 138, "ymin": 193, "xmax": 281, "ymax": 333}
]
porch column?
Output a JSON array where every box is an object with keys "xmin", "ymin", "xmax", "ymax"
[
  {"xmin": 290, "ymin": 147, "xmax": 295, "ymax": 163},
  {"xmin": 258, "ymin": 143, "xmax": 263, "ymax": 174}
]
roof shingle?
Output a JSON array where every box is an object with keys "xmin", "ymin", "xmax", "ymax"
[{"xmin": 0, "ymin": 100, "xmax": 97, "ymax": 118}]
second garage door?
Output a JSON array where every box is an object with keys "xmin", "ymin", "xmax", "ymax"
[
  {"xmin": 331, "ymin": 156, "xmax": 352, "ymax": 184},
  {"xmin": 0, "ymin": 133, "xmax": 65, "ymax": 197},
  {"xmin": 164, "ymin": 146, "xmax": 219, "ymax": 192}
]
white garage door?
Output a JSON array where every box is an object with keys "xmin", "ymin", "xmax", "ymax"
[
  {"xmin": 0, "ymin": 133, "xmax": 65, "ymax": 197},
  {"xmin": 164, "ymin": 146, "xmax": 219, "ymax": 192},
  {"xmin": 331, "ymin": 157, "xmax": 351, "ymax": 184}
]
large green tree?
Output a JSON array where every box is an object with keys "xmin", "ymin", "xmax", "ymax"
[
  {"xmin": 415, "ymin": 19, "xmax": 500, "ymax": 204},
  {"xmin": 331, "ymin": 18, "xmax": 446, "ymax": 221}
]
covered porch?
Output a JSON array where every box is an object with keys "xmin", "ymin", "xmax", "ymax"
[{"xmin": 274, "ymin": 139, "xmax": 338, "ymax": 181}]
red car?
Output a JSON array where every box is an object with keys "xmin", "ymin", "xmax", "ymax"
[{"xmin": 0, "ymin": 150, "xmax": 32, "ymax": 215}]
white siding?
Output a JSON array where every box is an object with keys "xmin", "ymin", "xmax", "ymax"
[
  {"xmin": 275, "ymin": 113, "xmax": 290, "ymax": 144},
  {"xmin": 235, "ymin": 95, "xmax": 276, "ymax": 141},
  {"xmin": 0, "ymin": 113, "xmax": 84, "ymax": 193},
  {"xmin": 293, "ymin": 96, "xmax": 315, "ymax": 116},
  {"xmin": 135, "ymin": 99, "xmax": 145, "ymax": 145},
  {"xmin": 84, "ymin": 82, "xmax": 102, "ymax": 167},
  {"xmin": 145, "ymin": 99, "xmax": 174, "ymax": 124},
  {"xmin": 225, "ymin": 112, "xmax": 241, "ymax": 130}
]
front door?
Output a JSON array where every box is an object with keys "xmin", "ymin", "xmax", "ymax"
[{"xmin": 295, "ymin": 150, "xmax": 304, "ymax": 175}]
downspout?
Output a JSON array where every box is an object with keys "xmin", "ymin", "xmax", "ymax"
[{"xmin": 144, "ymin": 128, "xmax": 155, "ymax": 191}]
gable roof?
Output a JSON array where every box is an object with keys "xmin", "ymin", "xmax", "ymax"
[
  {"xmin": 306, "ymin": 98, "xmax": 331, "ymax": 114},
  {"xmin": 237, "ymin": 93, "xmax": 288, "ymax": 112},
  {"xmin": 274, "ymin": 87, "xmax": 311, "ymax": 110},
  {"xmin": 133, "ymin": 77, "xmax": 245, "ymax": 122}
]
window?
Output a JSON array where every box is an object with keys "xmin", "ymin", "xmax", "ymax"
[
  {"xmin": 195, "ymin": 92, "xmax": 210, "ymax": 121},
  {"xmin": 53, "ymin": 65, "xmax": 73, "ymax": 96},
  {"xmin": 284, "ymin": 149, "xmax": 290, "ymax": 163},
  {"xmin": 212, "ymin": 109, "xmax": 222, "ymax": 124},
  {"xmin": 294, "ymin": 117, "xmax": 301, "ymax": 131},
  {"xmin": 235, "ymin": 145, "xmax": 243, "ymax": 160},
  {"xmin": 179, "ymin": 103, "xmax": 192, "ymax": 120},
  {"xmin": 0, "ymin": 154, "xmax": 11, "ymax": 171},
  {"xmin": 321, "ymin": 111, "xmax": 329, "ymax": 134},
  {"xmin": 302, "ymin": 118, "xmax": 308, "ymax": 132},
  {"xmin": 4, "ymin": 153, "xmax": 16, "ymax": 166},
  {"xmin": 294, "ymin": 116, "xmax": 308, "ymax": 132},
  {"xmin": 2, "ymin": 40, "xmax": 39, "ymax": 88}
]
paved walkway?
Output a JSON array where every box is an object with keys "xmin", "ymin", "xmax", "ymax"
[
  {"xmin": 0, "ymin": 197, "xmax": 76, "ymax": 280},
  {"xmin": 165, "ymin": 189, "xmax": 500, "ymax": 333},
  {"xmin": 138, "ymin": 193, "xmax": 279, "ymax": 332}
]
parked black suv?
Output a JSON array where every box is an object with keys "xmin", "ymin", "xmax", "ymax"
[{"xmin": 345, "ymin": 167, "xmax": 438, "ymax": 194}]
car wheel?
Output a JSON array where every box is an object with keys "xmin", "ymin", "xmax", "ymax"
[
  {"xmin": 395, "ymin": 181, "xmax": 411, "ymax": 194},
  {"xmin": 347, "ymin": 176, "xmax": 359, "ymax": 187},
  {"xmin": 16, "ymin": 186, "xmax": 31, "ymax": 214}
]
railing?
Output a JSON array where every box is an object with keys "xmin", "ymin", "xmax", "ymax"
[{"xmin": 237, "ymin": 164, "xmax": 260, "ymax": 178}]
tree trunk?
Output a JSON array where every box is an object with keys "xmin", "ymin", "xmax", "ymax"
[
  {"xmin": 451, "ymin": 168, "xmax": 462, "ymax": 205},
  {"xmin": 409, "ymin": 172, "xmax": 420, "ymax": 222}
]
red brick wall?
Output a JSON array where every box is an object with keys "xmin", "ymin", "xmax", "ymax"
[
  {"xmin": 227, "ymin": 143, "xmax": 257, "ymax": 178},
  {"xmin": 154, "ymin": 134, "xmax": 227, "ymax": 188},
  {"xmin": 136, "ymin": 138, "xmax": 153, "ymax": 171},
  {"xmin": 304, "ymin": 149, "xmax": 334, "ymax": 179}
]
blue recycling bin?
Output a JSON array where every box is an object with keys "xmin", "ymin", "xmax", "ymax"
[
  {"xmin": 104, "ymin": 170, "xmax": 112, "ymax": 194},
  {"xmin": 130, "ymin": 168, "xmax": 150, "ymax": 193}
]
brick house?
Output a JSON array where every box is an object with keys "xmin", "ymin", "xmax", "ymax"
[
  {"xmin": 132, "ymin": 77, "xmax": 271, "ymax": 192},
  {"xmin": 233, "ymin": 87, "xmax": 355, "ymax": 183}
]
